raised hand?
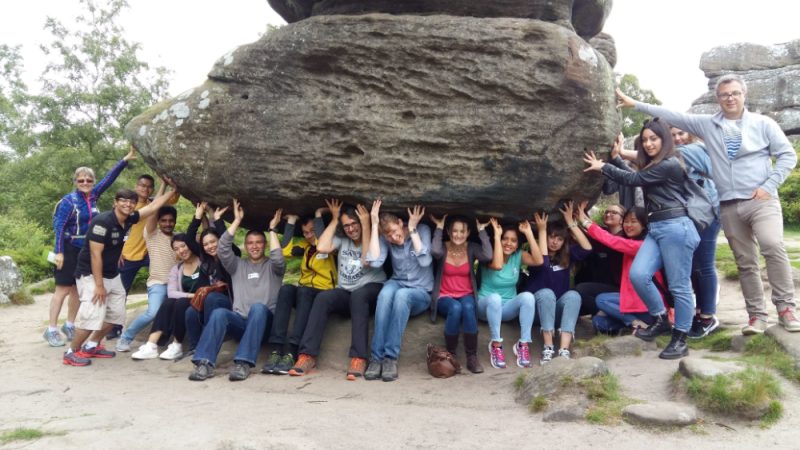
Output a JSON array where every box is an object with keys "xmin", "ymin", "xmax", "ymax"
[
  {"xmin": 489, "ymin": 217, "xmax": 502, "ymax": 236},
  {"xmin": 325, "ymin": 198, "xmax": 342, "ymax": 218},
  {"xmin": 430, "ymin": 213, "xmax": 447, "ymax": 230},
  {"xmin": 476, "ymin": 218, "xmax": 489, "ymax": 232},
  {"xmin": 518, "ymin": 219, "xmax": 532, "ymax": 235},
  {"xmin": 577, "ymin": 200, "xmax": 591, "ymax": 224},
  {"xmin": 559, "ymin": 200, "xmax": 576, "ymax": 225},
  {"xmin": 284, "ymin": 214, "xmax": 299, "ymax": 225},
  {"xmin": 370, "ymin": 199, "xmax": 382, "ymax": 224},
  {"xmin": 213, "ymin": 205, "xmax": 229, "ymax": 221},
  {"xmin": 232, "ymin": 199, "xmax": 244, "ymax": 223},
  {"xmin": 123, "ymin": 144, "xmax": 137, "ymax": 162},
  {"xmin": 355, "ymin": 204, "xmax": 370, "ymax": 225},
  {"xmin": 195, "ymin": 201, "xmax": 208, "ymax": 220},
  {"xmin": 269, "ymin": 208, "xmax": 283, "ymax": 230},
  {"xmin": 611, "ymin": 132, "xmax": 624, "ymax": 159},
  {"xmin": 407, "ymin": 205, "xmax": 425, "ymax": 229},
  {"xmin": 615, "ymin": 87, "xmax": 635, "ymax": 109},
  {"xmin": 534, "ymin": 211, "xmax": 548, "ymax": 230},
  {"xmin": 583, "ymin": 150, "xmax": 605, "ymax": 172}
]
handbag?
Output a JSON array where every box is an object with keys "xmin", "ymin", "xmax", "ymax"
[
  {"xmin": 190, "ymin": 281, "xmax": 228, "ymax": 311},
  {"xmin": 426, "ymin": 344, "xmax": 461, "ymax": 378},
  {"xmin": 683, "ymin": 170, "xmax": 716, "ymax": 232}
]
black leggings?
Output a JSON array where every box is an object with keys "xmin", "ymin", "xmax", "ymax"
[{"xmin": 151, "ymin": 297, "xmax": 191, "ymax": 346}]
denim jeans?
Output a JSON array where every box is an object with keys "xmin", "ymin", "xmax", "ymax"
[
  {"xmin": 437, "ymin": 295, "xmax": 478, "ymax": 335},
  {"xmin": 122, "ymin": 283, "xmax": 166, "ymax": 341},
  {"xmin": 692, "ymin": 216, "xmax": 720, "ymax": 315},
  {"xmin": 192, "ymin": 303, "xmax": 272, "ymax": 367},
  {"xmin": 371, "ymin": 280, "xmax": 431, "ymax": 360},
  {"xmin": 630, "ymin": 216, "xmax": 700, "ymax": 332},
  {"xmin": 185, "ymin": 292, "xmax": 232, "ymax": 350},
  {"xmin": 476, "ymin": 291, "xmax": 536, "ymax": 343},
  {"xmin": 593, "ymin": 292, "xmax": 653, "ymax": 332},
  {"xmin": 118, "ymin": 255, "xmax": 150, "ymax": 294},
  {"xmin": 536, "ymin": 288, "xmax": 580, "ymax": 334}
]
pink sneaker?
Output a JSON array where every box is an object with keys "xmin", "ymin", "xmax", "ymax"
[
  {"xmin": 487, "ymin": 341, "xmax": 506, "ymax": 369},
  {"xmin": 513, "ymin": 341, "xmax": 532, "ymax": 368}
]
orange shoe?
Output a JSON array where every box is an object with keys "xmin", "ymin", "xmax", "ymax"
[
  {"xmin": 346, "ymin": 357, "xmax": 367, "ymax": 381},
  {"xmin": 288, "ymin": 353, "xmax": 316, "ymax": 376}
]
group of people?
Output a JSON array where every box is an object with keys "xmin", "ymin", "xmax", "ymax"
[{"xmin": 46, "ymin": 73, "xmax": 800, "ymax": 382}]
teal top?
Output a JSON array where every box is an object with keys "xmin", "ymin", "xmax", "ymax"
[{"xmin": 477, "ymin": 250, "xmax": 522, "ymax": 303}]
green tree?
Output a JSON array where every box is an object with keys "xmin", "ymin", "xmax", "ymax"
[
  {"xmin": 616, "ymin": 73, "xmax": 661, "ymax": 137},
  {"xmin": 0, "ymin": 44, "xmax": 34, "ymax": 156}
]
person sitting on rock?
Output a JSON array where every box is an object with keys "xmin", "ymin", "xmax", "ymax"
[
  {"xmin": 429, "ymin": 213, "xmax": 493, "ymax": 374},
  {"xmin": 476, "ymin": 218, "xmax": 541, "ymax": 369},
  {"xmin": 189, "ymin": 200, "xmax": 286, "ymax": 382},
  {"xmin": 363, "ymin": 200, "xmax": 433, "ymax": 382},
  {"xmin": 261, "ymin": 211, "xmax": 337, "ymax": 375},
  {"xmin": 288, "ymin": 199, "xmax": 386, "ymax": 380}
]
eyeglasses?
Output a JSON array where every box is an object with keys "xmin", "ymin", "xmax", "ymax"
[
  {"xmin": 717, "ymin": 91, "xmax": 743, "ymax": 100},
  {"xmin": 342, "ymin": 222, "xmax": 359, "ymax": 230},
  {"xmin": 604, "ymin": 210, "xmax": 622, "ymax": 216},
  {"xmin": 76, "ymin": 178, "xmax": 94, "ymax": 184},
  {"xmin": 115, "ymin": 198, "xmax": 136, "ymax": 204}
]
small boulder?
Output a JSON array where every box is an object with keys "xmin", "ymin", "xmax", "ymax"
[
  {"xmin": 679, "ymin": 357, "xmax": 744, "ymax": 379},
  {"xmin": 542, "ymin": 395, "xmax": 591, "ymax": 422},
  {"xmin": 515, "ymin": 356, "xmax": 608, "ymax": 405},
  {"xmin": 622, "ymin": 402, "xmax": 697, "ymax": 427},
  {"xmin": 0, "ymin": 256, "xmax": 23, "ymax": 304},
  {"xmin": 765, "ymin": 324, "xmax": 800, "ymax": 364},
  {"xmin": 602, "ymin": 335, "xmax": 657, "ymax": 357}
]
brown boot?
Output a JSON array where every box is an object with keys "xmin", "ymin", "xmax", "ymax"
[
  {"xmin": 463, "ymin": 333, "xmax": 484, "ymax": 374},
  {"xmin": 444, "ymin": 334, "xmax": 459, "ymax": 355}
]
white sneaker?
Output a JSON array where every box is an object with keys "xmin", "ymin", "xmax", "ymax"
[
  {"xmin": 159, "ymin": 342, "xmax": 184, "ymax": 360},
  {"xmin": 115, "ymin": 338, "xmax": 132, "ymax": 352},
  {"xmin": 131, "ymin": 343, "xmax": 159, "ymax": 360}
]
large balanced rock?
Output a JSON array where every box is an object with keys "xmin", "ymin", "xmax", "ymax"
[
  {"xmin": 688, "ymin": 40, "xmax": 800, "ymax": 137},
  {"xmin": 126, "ymin": 13, "xmax": 619, "ymax": 228}
]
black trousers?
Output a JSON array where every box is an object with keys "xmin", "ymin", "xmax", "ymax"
[
  {"xmin": 574, "ymin": 282, "xmax": 619, "ymax": 316},
  {"xmin": 151, "ymin": 297, "xmax": 191, "ymax": 346},
  {"xmin": 298, "ymin": 283, "xmax": 382, "ymax": 359},
  {"xmin": 268, "ymin": 285, "xmax": 322, "ymax": 351}
]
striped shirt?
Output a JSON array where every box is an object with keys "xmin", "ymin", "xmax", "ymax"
[
  {"xmin": 722, "ymin": 118, "xmax": 742, "ymax": 160},
  {"xmin": 144, "ymin": 227, "xmax": 177, "ymax": 286}
]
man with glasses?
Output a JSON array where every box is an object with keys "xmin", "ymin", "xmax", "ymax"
[
  {"xmin": 616, "ymin": 74, "xmax": 800, "ymax": 335},
  {"xmin": 63, "ymin": 185, "xmax": 178, "ymax": 366}
]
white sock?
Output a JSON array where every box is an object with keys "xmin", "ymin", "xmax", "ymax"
[
  {"xmin": 65, "ymin": 321, "xmax": 74, "ymax": 328},
  {"xmin": 48, "ymin": 326, "xmax": 59, "ymax": 332},
  {"xmin": 85, "ymin": 341, "xmax": 98, "ymax": 349}
]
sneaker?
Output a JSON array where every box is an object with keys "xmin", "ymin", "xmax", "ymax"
[
  {"xmin": 61, "ymin": 323, "xmax": 75, "ymax": 341},
  {"xmin": 115, "ymin": 338, "xmax": 132, "ymax": 352},
  {"xmin": 63, "ymin": 351, "xmax": 91, "ymax": 366},
  {"xmin": 274, "ymin": 353, "xmax": 295, "ymax": 375},
  {"xmin": 558, "ymin": 348, "xmax": 571, "ymax": 360},
  {"xmin": 487, "ymin": 342, "xmax": 506, "ymax": 369},
  {"xmin": 742, "ymin": 316, "xmax": 768, "ymax": 335},
  {"xmin": 131, "ymin": 343, "xmax": 159, "ymax": 360},
  {"xmin": 540, "ymin": 345, "xmax": 555, "ymax": 365},
  {"xmin": 229, "ymin": 362, "xmax": 251, "ymax": 381},
  {"xmin": 778, "ymin": 308, "xmax": 800, "ymax": 332},
  {"xmin": 261, "ymin": 351, "xmax": 281, "ymax": 374},
  {"xmin": 288, "ymin": 354, "xmax": 316, "ymax": 376},
  {"xmin": 159, "ymin": 342, "xmax": 184, "ymax": 360},
  {"xmin": 688, "ymin": 315, "xmax": 720, "ymax": 339},
  {"xmin": 43, "ymin": 329, "xmax": 65, "ymax": 347},
  {"xmin": 346, "ymin": 357, "xmax": 367, "ymax": 381},
  {"xmin": 105, "ymin": 324, "xmax": 122, "ymax": 341},
  {"xmin": 381, "ymin": 358, "xmax": 398, "ymax": 382},
  {"xmin": 76, "ymin": 344, "xmax": 116, "ymax": 358},
  {"xmin": 189, "ymin": 361, "xmax": 215, "ymax": 381},
  {"xmin": 635, "ymin": 313, "xmax": 672, "ymax": 342},
  {"xmin": 512, "ymin": 341, "xmax": 531, "ymax": 368},
  {"xmin": 364, "ymin": 358, "xmax": 382, "ymax": 380}
]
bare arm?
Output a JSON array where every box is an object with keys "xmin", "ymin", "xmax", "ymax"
[
  {"xmin": 316, "ymin": 199, "xmax": 341, "ymax": 254},
  {"xmin": 561, "ymin": 201, "xmax": 592, "ymax": 251},
  {"xmin": 487, "ymin": 218, "xmax": 504, "ymax": 271},
  {"xmin": 519, "ymin": 219, "xmax": 544, "ymax": 266}
]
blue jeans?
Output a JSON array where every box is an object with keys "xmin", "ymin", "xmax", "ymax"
[
  {"xmin": 192, "ymin": 303, "xmax": 272, "ymax": 367},
  {"xmin": 693, "ymin": 216, "xmax": 720, "ymax": 315},
  {"xmin": 185, "ymin": 292, "xmax": 232, "ymax": 350},
  {"xmin": 371, "ymin": 280, "xmax": 431, "ymax": 360},
  {"xmin": 536, "ymin": 288, "xmax": 580, "ymax": 334},
  {"xmin": 119, "ymin": 256, "xmax": 150, "ymax": 294},
  {"xmin": 630, "ymin": 216, "xmax": 700, "ymax": 332},
  {"xmin": 593, "ymin": 292, "xmax": 653, "ymax": 332},
  {"xmin": 476, "ymin": 291, "xmax": 536, "ymax": 343},
  {"xmin": 437, "ymin": 295, "xmax": 478, "ymax": 335},
  {"xmin": 122, "ymin": 283, "xmax": 166, "ymax": 341}
]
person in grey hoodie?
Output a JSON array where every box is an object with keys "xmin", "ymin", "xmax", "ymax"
[{"xmin": 615, "ymin": 74, "xmax": 800, "ymax": 335}]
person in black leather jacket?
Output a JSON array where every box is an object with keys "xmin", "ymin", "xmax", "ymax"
[{"xmin": 583, "ymin": 118, "xmax": 699, "ymax": 360}]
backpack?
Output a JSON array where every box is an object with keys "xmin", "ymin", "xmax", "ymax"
[{"xmin": 683, "ymin": 170, "xmax": 716, "ymax": 232}]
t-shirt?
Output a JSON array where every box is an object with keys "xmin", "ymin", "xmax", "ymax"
[
  {"xmin": 144, "ymin": 227, "xmax": 177, "ymax": 286},
  {"xmin": 526, "ymin": 245, "xmax": 591, "ymax": 298},
  {"xmin": 332, "ymin": 236, "xmax": 386, "ymax": 292},
  {"xmin": 722, "ymin": 118, "xmax": 742, "ymax": 160},
  {"xmin": 75, "ymin": 210, "xmax": 141, "ymax": 279},
  {"xmin": 478, "ymin": 250, "xmax": 522, "ymax": 303}
]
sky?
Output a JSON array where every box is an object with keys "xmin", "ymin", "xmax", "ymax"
[{"xmin": 0, "ymin": 0, "xmax": 798, "ymax": 111}]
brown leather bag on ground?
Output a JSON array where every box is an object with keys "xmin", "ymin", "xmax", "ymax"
[
  {"xmin": 426, "ymin": 344, "xmax": 461, "ymax": 378},
  {"xmin": 190, "ymin": 282, "xmax": 228, "ymax": 311}
]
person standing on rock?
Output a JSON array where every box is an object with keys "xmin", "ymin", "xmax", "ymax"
[
  {"xmin": 616, "ymin": 74, "xmax": 800, "ymax": 335},
  {"xmin": 584, "ymin": 117, "xmax": 700, "ymax": 360},
  {"xmin": 429, "ymin": 214, "xmax": 493, "ymax": 374},
  {"xmin": 363, "ymin": 201, "xmax": 433, "ymax": 382},
  {"xmin": 288, "ymin": 199, "xmax": 386, "ymax": 380},
  {"xmin": 189, "ymin": 200, "xmax": 286, "ymax": 382}
]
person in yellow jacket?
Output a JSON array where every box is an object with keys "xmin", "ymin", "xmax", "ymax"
[{"xmin": 261, "ymin": 212, "xmax": 337, "ymax": 375}]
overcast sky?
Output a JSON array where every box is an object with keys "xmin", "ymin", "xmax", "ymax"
[{"xmin": 1, "ymin": 0, "xmax": 797, "ymax": 111}]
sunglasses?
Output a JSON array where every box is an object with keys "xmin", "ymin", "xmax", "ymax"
[{"xmin": 76, "ymin": 178, "xmax": 95, "ymax": 184}]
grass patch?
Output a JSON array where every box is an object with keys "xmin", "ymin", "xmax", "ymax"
[
  {"xmin": 686, "ymin": 329, "xmax": 733, "ymax": 352},
  {"xmin": 715, "ymin": 244, "xmax": 742, "ymax": 280},
  {"xmin": 571, "ymin": 334, "xmax": 611, "ymax": 358},
  {"xmin": 514, "ymin": 373, "xmax": 525, "ymax": 390},
  {"xmin": 0, "ymin": 427, "xmax": 62, "ymax": 444},
  {"xmin": 685, "ymin": 367, "xmax": 782, "ymax": 426},
  {"xmin": 742, "ymin": 335, "xmax": 800, "ymax": 384},
  {"xmin": 9, "ymin": 287, "xmax": 34, "ymax": 305},
  {"xmin": 29, "ymin": 278, "xmax": 55, "ymax": 295},
  {"xmin": 529, "ymin": 395, "xmax": 548, "ymax": 413},
  {"xmin": 582, "ymin": 373, "xmax": 637, "ymax": 425},
  {"xmin": 125, "ymin": 299, "xmax": 149, "ymax": 311}
]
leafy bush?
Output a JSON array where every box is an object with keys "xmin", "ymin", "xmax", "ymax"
[
  {"xmin": 0, "ymin": 209, "xmax": 51, "ymax": 283},
  {"xmin": 779, "ymin": 143, "xmax": 800, "ymax": 226}
]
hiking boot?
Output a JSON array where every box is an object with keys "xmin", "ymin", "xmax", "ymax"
[
  {"xmin": 76, "ymin": 344, "xmax": 115, "ymax": 358},
  {"xmin": 274, "ymin": 353, "xmax": 295, "ymax": 375},
  {"xmin": 44, "ymin": 329, "xmax": 65, "ymax": 347},
  {"xmin": 131, "ymin": 343, "xmax": 159, "ymax": 360},
  {"xmin": 540, "ymin": 345, "xmax": 554, "ymax": 365},
  {"xmin": 61, "ymin": 323, "xmax": 75, "ymax": 341},
  {"xmin": 364, "ymin": 358, "xmax": 382, "ymax": 380},
  {"xmin": 346, "ymin": 357, "xmax": 367, "ymax": 381},
  {"xmin": 635, "ymin": 313, "xmax": 672, "ymax": 342},
  {"xmin": 488, "ymin": 342, "xmax": 506, "ymax": 369},
  {"xmin": 261, "ymin": 351, "xmax": 281, "ymax": 374},
  {"xmin": 659, "ymin": 329, "xmax": 689, "ymax": 360},
  {"xmin": 288, "ymin": 354, "xmax": 316, "ymax": 376},
  {"xmin": 742, "ymin": 316, "xmax": 768, "ymax": 335},
  {"xmin": 62, "ymin": 351, "xmax": 91, "ymax": 366},
  {"xmin": 229, "ymin": 362, "xmax": 251, "ymax": 381},
  {"xmin": 558, "ymin": 348, "xmax": 571, "ymax": 360},
  {"xmin": 159, "ymin": 342, "xmax": 184, "ymax": 360},
  {"xmin": 105, "ymin": 324, "xmax": 122, "ymax": 341},
  {"xmin": 189, "ymin": 361, "xmax": 215, "ymax": 381},
  {"xmin": 778, "ymin": 308, "xmax": 800, "ymax": 332},
  {"xmin": 115, "ymin": 338, "xmax": 132, "ymax": 352},
  {"xmin": 513, "ymin": 341, "xmax": 531, "ymax": 368},
  {"xmin": 381, "ymin": 358, "xmax": 398, "ymax": 382},
  {"xmin": 463, "ymin": 333, "xmax": 483, "ymax": 374},
  {"xmin": 688, "ymin": 315, "xmax": 720, "ymax": 339}
]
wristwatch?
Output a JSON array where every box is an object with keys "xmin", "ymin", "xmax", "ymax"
[{"xmin": 409, "ymin": 228, "xmax": 418, "ymax": 235}]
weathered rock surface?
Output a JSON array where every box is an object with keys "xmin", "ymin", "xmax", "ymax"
[
  {"xmin": 588, "ymin": 32, "xmax": 616, "ymax": 68},
  {"xmin": 0, "ymin": 256, "xmax": 23, "ymax": 304},
  {"xmin": 622, "ymin": 402, "xmax": 697, "ymax": 427},
  {"xmin": 126, "ymin": 14, "xmax": 619, "ymax": 227},
  {"xmin": 678, "ymin": 357, "xmax": 744, "ymax": 379},
  {"xmin": 601, "ymin": 335, "xmax": 656, "ymax": 357},
  {"xmin": 542, "ymin": 395, "xmax": 590, "ymax": 422},
  {"xmin": 515, "ymin": 356, "xmax": 608, "ymax": 404},
  {"xmin": 688, "ymin": 39, "xmax": 800, "ymax": 137},
  {"xmin": 766, "ymin": 324, "xmax": 800, "ymax": 368}
]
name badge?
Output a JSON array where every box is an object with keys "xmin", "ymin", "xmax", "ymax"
[
  {"xmin": 191, "ymin": 272, "xmax": 200, "ymax": 280},
  {"xmin": 123, "ymin": 235, "xmax": 129, "ymax": 242},
  {"xmin": 248, "ymin": 273, "xmax": 260, "ymax": 280},
  {"xmin": 315, "ymin": 253, "xmax": 329, "ymax": 260},
  {"xmin": 552, "ymin": 264, "xmax": 567, "ymax": 272}
]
